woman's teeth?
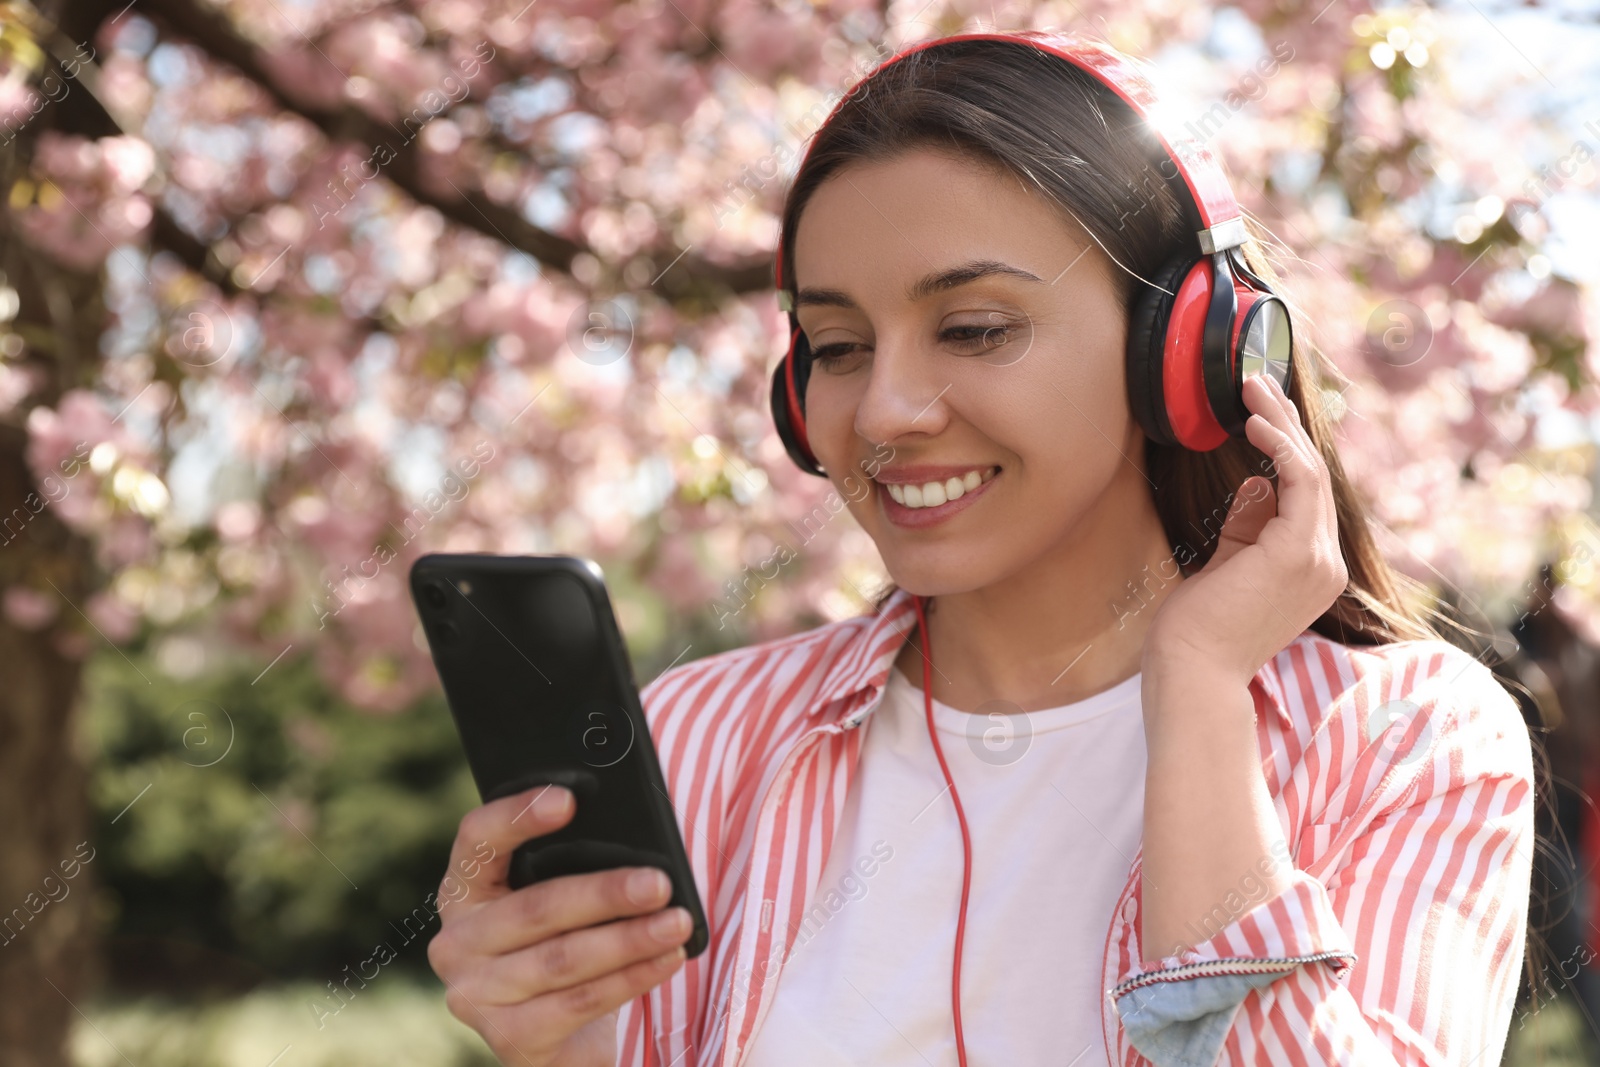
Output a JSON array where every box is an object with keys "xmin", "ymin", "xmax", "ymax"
[{"xmin": 883, "ymin": 467, "xmax": 997, "ymax": 509}]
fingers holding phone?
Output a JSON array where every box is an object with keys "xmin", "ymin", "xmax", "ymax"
[
  {"xmin": 427, "ymin": 785, "xmax": 690, "ymax": 1067},
  {"xmin": 436, "ymin": 782, "xmax": 575, "ymax": 919}
]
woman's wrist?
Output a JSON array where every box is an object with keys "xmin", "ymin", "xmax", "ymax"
[
  {"xmin": 1138, "ymin": 651, "xmax": 1290, "ymax": 956},
  {"xmin": 1139, "ymin": 648, "xmax": 1255, "ymax": 747}
]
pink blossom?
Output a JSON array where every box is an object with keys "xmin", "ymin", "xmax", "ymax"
[
  {"xmin": 216, "ymin": 500, "xmax": 264, "ymax": 542},
  {"xmin": 86, "ymin": 591, "xmax": 141, "ymax": 643},
  {"xmin": 98, "ymin": 515, "xmax": 155, "ymax": 569},
  {"xmin": 3, "ymin": 587, "xmax": 59, "ymax": 631}
]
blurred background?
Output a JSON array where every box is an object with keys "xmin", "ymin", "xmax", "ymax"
[{"xmin": 0, "ymin": 0, "xmax": 1597, "ymax": 1063}]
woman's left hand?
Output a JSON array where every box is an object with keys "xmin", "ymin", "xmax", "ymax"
[{"xmin": 1143, "ymin": 372, "xmax": 1349, "ymax": 684}]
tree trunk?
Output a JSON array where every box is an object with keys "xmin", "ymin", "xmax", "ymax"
[
  {"xmin": 0, "ymin": 1, "xmax": 116, "ymax": 1053},
  {"xmin": 0, "ymin": 422, "xmax": 98, "ymax": 1066}
]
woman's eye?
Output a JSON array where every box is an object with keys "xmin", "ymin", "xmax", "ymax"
[
  {"xmin": 809, "ymin": 342, "xmax": 861, "ymax": 363},
  {"xmin": 942, "ymin": 324, "xmax": 1013, "ymax": 352},
  {"xmin": 809, "ymin": 324, "xmax": 1016, "ymax": 365}
]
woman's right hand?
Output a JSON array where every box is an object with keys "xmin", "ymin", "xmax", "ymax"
[{"xmin": 426, "ymin": 784, "xmax": 692, "ymax": 1066}]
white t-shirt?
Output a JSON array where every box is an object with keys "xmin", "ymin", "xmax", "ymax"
[{"xmin": 743, "ymin": 661, "xmax": 1147, "ymax": 1067}]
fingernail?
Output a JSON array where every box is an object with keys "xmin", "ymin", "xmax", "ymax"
[
  {"xmin": 535, "ymin": 787, "xmax": 572, "ymax": 819},
  {"xmin": 628, "ymin": 868, "xmax": 668, "ymax": 905},
  {"xmin": 650, "ymin": 907, "xmax": 688, "ymax": 941}
]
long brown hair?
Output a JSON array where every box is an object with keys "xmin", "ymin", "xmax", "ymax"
[{"xmin": 781, "ymin": 34, "xmax": 1475, "ymax": 648}]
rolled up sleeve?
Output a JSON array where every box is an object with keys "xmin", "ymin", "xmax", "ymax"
[
  {"xmin": 1111, "ymin": 872, "xmax": 1357, "ymax": 1065},
  {"xmin": 1109, "ymin": 647, "xmax": 1535, "ymax": 1066}
]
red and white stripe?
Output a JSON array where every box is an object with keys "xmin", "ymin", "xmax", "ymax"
[{"xmin": 616, "ymin": 588, "xmax": 1534, "ymax": 1067}]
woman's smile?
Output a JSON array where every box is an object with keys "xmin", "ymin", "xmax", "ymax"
[{"xmin": 875, "ymin": 463, "xmax": 1001, "ymax": 527}]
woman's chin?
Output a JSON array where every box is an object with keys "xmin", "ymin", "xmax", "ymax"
[{"xmin": 880, "ymin": 559, "xmax": 992, "ymax": 600}]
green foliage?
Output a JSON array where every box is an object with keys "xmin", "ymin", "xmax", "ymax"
[
  {"xmin": 82, "ymin": 644, "xmax": 479, "ymax": 990},
  {"xmin": 70, "ymin": 979, "xmax": 500, "ymax": 1067},
  {"xmin": 1501, "ymin": 989, "xmax": 1600, "ymax": 1066}
]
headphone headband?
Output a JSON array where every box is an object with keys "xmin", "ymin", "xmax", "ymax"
[{"xmin": 774, "ymin": 30, "xmax": 1248, "ymax": 298}]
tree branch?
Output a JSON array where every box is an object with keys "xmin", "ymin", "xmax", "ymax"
[
  {"xmin": 127, "ymin": 0, "xmax": 774, "ymax": 300},
  {"xmin": 27, "ymin": 3, "xmax": 246, "ymax": 294}
]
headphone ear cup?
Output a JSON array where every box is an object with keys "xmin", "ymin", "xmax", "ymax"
[
  {"xmin": 769, "ymin": 327, "xmax": 825, "ymax": 476},
  {"xmin": 790, "ymin": 328, "xmax": 814, "ymax": 402},
  {"xmin": 1126, "ymin": 254, "xmax": 1200, "ymax": 448}
]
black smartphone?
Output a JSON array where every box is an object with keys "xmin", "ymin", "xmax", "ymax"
[{"xmin": 409, "ymin": 552, "xmax": 708, "ymax": 959}]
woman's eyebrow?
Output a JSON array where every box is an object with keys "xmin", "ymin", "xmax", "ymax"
[{"xmin": 795, "ymin": 259, "xmax": 1044, "ymax": 309}]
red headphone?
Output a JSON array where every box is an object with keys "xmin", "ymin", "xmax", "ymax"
[{"xmin": 768, "ymin": 29, "xmax": 1294, "ymax": 478}]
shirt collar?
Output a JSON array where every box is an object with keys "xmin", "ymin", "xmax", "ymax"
[
  {"xmin": 809, "ymin": 585, "xmax": 1295, "ymax": 733},
  {"xmin": 809, "ymin": 586, "xmax": 919, "ymax": 721}
]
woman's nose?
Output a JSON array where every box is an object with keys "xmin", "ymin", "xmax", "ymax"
[{"xmin": 851, "ymin": 336, "xmax": 952, "ymax": 446}]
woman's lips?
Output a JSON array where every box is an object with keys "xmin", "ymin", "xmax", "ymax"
[{"xmin": 877, "ymin": 467, "xmax": 1000, "ymax": 528}]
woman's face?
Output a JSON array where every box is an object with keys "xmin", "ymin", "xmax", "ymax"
[{"xmin": 792, "ymin": 145, "xmax": 1153, "ymax": 597}]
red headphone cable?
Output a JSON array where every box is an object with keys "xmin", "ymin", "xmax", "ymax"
[
  {"xmin": 643, "ymin": 993, "xmax": 656, "ymax": 1067},
  {"xmin": 640, "ymin": 595, "xmax": 973, "ymax": 1067},
  {"xmin": 913, "ymin": 592, "xmax": 974, "ymax": 1067}
]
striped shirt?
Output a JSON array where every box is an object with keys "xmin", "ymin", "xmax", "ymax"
[{"xmin": 616, "ymin": 586, "xmax": 1535, "ymax": 1066}]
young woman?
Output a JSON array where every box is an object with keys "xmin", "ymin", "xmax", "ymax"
[{"xmin": 425, "ymin": 30, "xmax": 1539, "ymax": 1067}]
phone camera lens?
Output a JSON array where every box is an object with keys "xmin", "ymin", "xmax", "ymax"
[{"xmin": 423, "ymin": 581, "xmax": 448, "ymax": 610}]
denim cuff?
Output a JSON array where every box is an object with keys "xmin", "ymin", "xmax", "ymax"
[
  {"xmin": 1109, "ymin": 870, "xmax": 1358, "ymax": 1066},
  {"xmin": 1114, "ymin": 966, "xmax": 1291, "ymax": 1066}
]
